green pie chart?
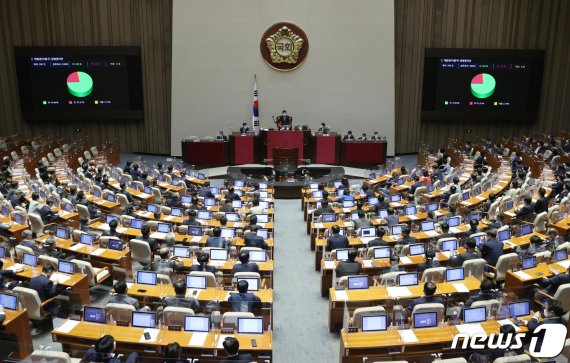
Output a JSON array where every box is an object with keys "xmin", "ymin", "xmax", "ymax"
[
  {"xmin": 470, "ymin": 73, "xmax": 496, "ymax": 99},
  {"xmin": 66, "ymin": 71, "xmax": 93, "ymax": 97}
]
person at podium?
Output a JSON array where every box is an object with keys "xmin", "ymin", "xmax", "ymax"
[
  {"xmin": 342, "ymin": 130, "xmax": 355, "ymax": 141},
  {"xmin": 275, "ymin": 110, "xmax": 292, "ymax": 130},
  {"xmin": 240, "ymin": 122, "xmax": 250, "ymax": 134},
  {"xmin": 317, "ymin": 122, "xmax": 330, "ymax": 134}
]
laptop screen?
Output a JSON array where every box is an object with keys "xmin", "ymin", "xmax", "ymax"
[
  {"xmin": 0, "ymin": 246, "xmax": 6, "ymax": 259},
  {"xmin": 188, "ymin": 226, "xmax": 203, "ymax": 236},
  {"xmin": 309, "ymin": 183, "xmax": 319, "ymax": 190},
  {"xmin": 171, "ymin": 208, "xmax": 183, "ymax": 217},
  {"xmin": 106, "ymin": 215, "xmax": 118, "ymax": 224},
  {"xmin": 368, "ymin": 197, "xmax": 379, "ymax": 205},
  {"xmin": 413, "ymin": 312, "xmax": 438, "ymax": 328},
  {"xmin": 204, "ymin": 198, "xmax": 216, "ymax": 207},
  {"xmin": 225, "ymin": 213, "xmax": 240, "ymax": 222},
  {"xmin": 147, "ymin": 204, "xmax": 159, "ymax": 213},
  {"xmin": 469, "ymin": 213, "xmax": 481, "ymax": 222},
  {"xmin": 343, "ymin": 200, "xmax": 354, "ymax": 208},
  {"xmin": 84, "ymin": 306, "xmax": 106, "ymax": 324},
  {"xmin": 132, "ymin": 312, "xmax": 156, "ymax": 328},
  {"xmin": 351, "ymin": 212, "xmax": 359, "ymax": 221},
  {"xmin": 447, "ymin": 216, "xmax": 461, "ymax": 227},
  {"xmin": 441, "ymin": 239, "xmax": 458, "ymax": 251},
  {"xmin": 391, "ymin": 225, "xmax": 402, "ymax": 236},
  {"xmin": 257, "ymin": 229, "xmax": 269, "ymax": 239},
  {"xmin": 497, "ymin": 230, "xmax": 511, "ymax": 242},
  {"xmin": 0, "ymin": 293, "xmax": 17, "ymax": 310},
  {"xmin": 369, "ymin": 173, "xmax": 376, "ymax": 180},
  {"xmin": 56, "ymin": 227, "xmax": 68, "ymax": 239},
  {"xmin": 248, "ymin": 250, "xmax": 267, "ymax": 262},
  {"xmin": 259, "ymin": 191, "xmax": 269, "ymax": 198},
  {"xmin": 15, "ymin": 214, "xmax": 24, "ymax": 224},
  {"xmin": 232, "ymin": 200, "xmax": 242, "ymax": 208},
  {"xmin": 157, "ymin": 223, "xmax": 171, "ymax": 233},
  {"xmin": 236, "ymin": 277, "xmax": 259, "ymax": 291},
  {"xmin": 197, "ymin": 211, "xmax": 211, "ymax": 220},
  {"xmin": 210, "ymin": 187, "xmax": 220, "ymax": 195},
  {"xmin": 555, "ymin": 249, "xmax": 568, "ymax": 262},
  {"xmin": 405, "ymin": 206, "xmax": 417, "ymax": 216},
  {"xmin": 220, "ymin": 228, "xmax": 235, "ymax": 239},
  {"xmin": 373, "ymin": 247, "xmax": 391, "ymax": 259},
  {"xmin": 390, "ymin": 194, "xmax": 401, "ymax": 202},
  {"xmin": 64, "ymin": 203, "xmax": 73, "ymax": 212},
  {"xmin": 108, "ymin": 239, "xmax": 123, "ymax": 251},
  {"xmin": 58, "ymin": 260, "xmax": 74, "ymax": 274},
  {"xmin": 335, "ymin": 249, "xmax": 350, "ymax": 261},
  {"xmin": 312, "ymin": 191, "xmax": 323, "ymax": 198},
  {"xmin": 337, "ymin": 190, "xmax": 344, "ymax": 197},
  {"xmin": 504, "ymin": 200, "xmax": 514, "ymax": 210},
  {"xmin": 210, "ymin": 248, "xmax": 228, "ymax": 261},
  {"xmin": 80, "ymin": 234, "xmax": 95, "ymax": 245},
  {"xmin": 409, "ymin": 244, "xmax": 425, "ymax": 256},
  {"xmin": 173, "ymin": 246, "xmax": 190, "ymax": 258},
  {"xmin": 259, "ymin": 201, "xmax": 269, "ymax": 209},
  {"xmin": 137, "ymin": 271, "xmax": 157, "ymax": 285},
  {"xmin": 347, "ymin": 276, "xmax": 369, "ymax": 290},
  {"xmin": 23, "ymin": 253, "xmax": 38, "ymax": 267},
  {"xmin": 509, "ymin": 301, "xmax": 530, "ymax": 317},
  {"xmin": 361, "ymin": 227, "xmax": 376, "ymax": 237},
  {"xmin": 234, "ymin": 180, "xmax": 245, "ymax": 188},
  {"xmin": 93, "ymin": 188, "xmax": 101, "ymax": 197},
  {"xmin": 334, "ymin": 181, "xmax": 342, "ymax": 188},
  {"xmin": 130, "ymin": 219, "xmax": 144, "ymax": 229},
  {"xmin": 197, "ymin": 173, "xmax": 206, "ymax": 180},
  {"xmin": 361, "ymin": 315, "xmax": 387, "ymax": 332},
  {"xmin": 256, "ymin": 214, "xmax": 269, "ymax": 223},
  {"xmin": 522, "ymin": 256, "xmax": 536, "ymax": 270},
  {"xmin": 181, "ymin": 195, "xmax": 191, "ymax": 204},
  {"xmin": 421, "ymin": 221, "xmax": 435, "ymax": 232},
  {"xmin": 426, "ymin": 203, "xmax": 438, "ymax": 211},
  {"xmin": 519, "ymin": 224, "xmax": 533, "ymax": 236},
  {"xmin": 462, "ymin": 191, "xmax": 470, "ymax": 201},
  {"xmin": 258, "ymin": 183, "xmax": 268, "ymax": 190},
  {"xmin": 184, "ymin": 315, "xmax": 210, "ymax": 332},
  {"xmin": 186, "ymin": 275, "xmax": 207, "ymax": 289},
  {"xmin": 106, "ymin": 194, "xmax": 116, "ymax": 202},
  {"xmin": 463, "ymin": 306, "xmax": 487, "ymax": 324},
  {"xmin": 377, "ymin": 209, "xmax": 388, "ymax": 218},
  {"xmin": 398, "ymin": 273, "xmax": 419, "ymax": 286},
  {"xmin": 237, "ymin": 317, "xmax": 264, "ymax": 334},
  {"xmin": 144, "ymin": 187, "xmax": 152, "ymax": 194},
  {"xmin": 446, "ymin": 267, "xmax": 464, "ymax": 282}
]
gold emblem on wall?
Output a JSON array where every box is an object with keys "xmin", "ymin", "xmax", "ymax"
[{"xmin": 260, "ymin": 22, "xmax": 309, "ymax": 71}]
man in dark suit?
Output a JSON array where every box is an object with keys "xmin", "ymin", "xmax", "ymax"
[
  {"xmin": 103, "ymin": 219, "xmax": 122, "ymax": 238},
  {"xmin": 182, "ymin": 209, "xmax": 202, "ymax": 226},
  {"xmin": 539, "ymin": 267, "xmax": 570, "ymax": 296},
  {"xmin": 19, "ymin": 230, "xmax": 41, "ymax": 255},
  {"xmin": 342, "ymin": 131, "xmax": 355, "ymax": 141},
  {"xmin": 219, "ymin": 200, "xmax": 235, "ymax": 213},
  {"xmin": 374, "ymin": 195, "xmax": 390, "ymax": 211},
  {"xmin": 361, "ymin": 185, "xmax": 376, "ymax": 199},
  {"xmin": 164, "ymin": 280, "xmax": 200, "ymax": 311},
  {"xmin": 465, "ymin": 279, "xmax": 497, "ymax": 306},
  {"xmin": 405, "ymin": 282, "xmax": 444, "ymax": 317},
  {"xmin": 384, "ymin": 207, "xmax": 399, "ymax": 227},
  {"xmin": 400, "ymin": 226, "xmax": 417, "ymax": 245},
  {"xmin": 205, "ymin": 227, "xmax": 228, "ymax": 248},
  {"xmin": 29, "ymin": 264, "xmax": 65, "ymax": 315},
  {"xmin": 197, "ymin": 182, "xmax": 214, "ymax": 198},
  {"xmin": 335, "ymin": 249, "xmax": 361, "ymax": 277},
  {"xmin": 243, "ymin": 233, "xmax": 268, "ymax": 250},
  {"xmin": 313, "ymin": 200, "xmax": 334, "ymax": 218},
  {"xmin": 224, "ymin": 187, "xmax": 241, "ymax": 202},
  {"xmin": 534, "ymin": 187, "xmax": 549, "ymax": 214},
  {"xmin": 239, "ymin": 123, "xmax": 250, "ymax": 134},
  {"xmin": 232, "ymin": 251, "xmax": 260, "ymax": 275},
  {"xmin": 228, "ymin": 280, "xmax": 261, "ymax": 313},
  {"xmin": 480, "ymin": 230, "xmax": 503, "ymax": 267},
  {"xmin": 190, "ymin": 253, "xmax": 215, "ymax": 273},
  {"xmin": 326, "ymin": 225, "xmax": 349, "ymax": 251},
  {"xmin": 459, "ymin": 238, "xmax": 482, "ymax": 263},
  {"xmin": 243, "ymin": 215, "xmax": 261, "ymax": 233},
  {"xmin": 353, "ymin": 210, "xmax": 372, "ymax": 230},
  {"xmin": 523, "ymin": 300, "xmax": 565, "ymax": 353},
  {"xmin": 216, "ymin": 131, "xmax": 228, "ymax": 141},
  {"xmin": 130, "ymin": 164, "xmax": 142, "ymax": 180},
  {"xmin": 515, "ymin": 196, "xmax": 535, "ymax": 221},
  {"xmin": 367, "ymin": 227, "xmax": 388, "ymax": 247},
  {"xmin": 109, "ymin": 280, "xmax": 142, "ymax": 310},
  {"xmin": 276, "ymin": 110, "xmax": 292, "ymax": 129},
  {"xmin": 38, "ymin": 199, "xmax": 58, "ymax": 224},
  {"xmin": 438, "ymin": 222, "xmax": 455, "ymax": 240},
  {"xmin": 220, "ymin": 336, "xmax": 254, "ymax": 362}
]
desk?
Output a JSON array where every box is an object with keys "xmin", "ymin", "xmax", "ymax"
[
  {"xmin": 312, "ymin": 133, "xmax": 340, "ymax": 164},
  {"xmin": 0, "ymin": 217, "xmax": 27, "ymax": 240},
  {"xmin": 328, "ymin": 277, "xmax": 481, "ymax": 331},
  {"xmin": 504, "ymin": 259, "xmax": 570, "ymax": 297},
  {"xmin": 181, "ymin": 140, "xmax": 229, "ymax": 166},
  {"xmin": 230, "ymin": 133, "xmax": 258, "ymax": 164},
  {"xmin": 261, "ymin": 130, "xmax": 310, "ymax": 160},
  {"xmin": 1, "ymin": 309, "xmax": 33, "ymax": 359},
  {"xmin": 52, "ymin": 320, "xmax": 272, "ymax": 360},
  {"xmin": 341, "ymin": 141, "xmax": 387, "ymax": 166},
  {"xmin": 552, "ymin": 216, "xmax": 570, "ymax": 236}
]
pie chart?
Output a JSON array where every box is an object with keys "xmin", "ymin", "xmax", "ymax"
[
  {"xmin": 66, "ymin": 71, "xmax": 93, "ymax": 97},
  {"xmin": 470, "ymin": 73, "xmax": 496, "ymax": 99}
]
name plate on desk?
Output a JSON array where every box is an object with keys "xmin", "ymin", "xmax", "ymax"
[
  {"xmin": 168, "ymin": 325, "xmax": 181, "ymax": 331},
  {"xmin": 221, "ymin": 328, "xmax": 234, "ymax": 334},
  {"xmin": 347, "ymin": 327, "xmax": 358, "ymax": 333}
]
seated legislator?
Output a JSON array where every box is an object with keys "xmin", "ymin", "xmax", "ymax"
[
  {"xmin": 371, "ymin": 131, "xmax": 381, "ymax": 141},
  {"xmin": 417, "ymin": 248, "xmax": 441, "ymax": 274},
  {"xmin": 335, "ymin": 249, "xmax": 362, "ymax": 277},
  {"xmin": 163, "ymin": 342, "xmax": 190, "ymax": 363},
  {"xmin": 384, "ymin": 207, "xmax": 399, "ymax": 227},
  {"xmin": 84, "ymin": 335, "xmax": 138, "ymax": 363},
  {"xmin": 216, "ymin": 131, "xmax": 228, "ymax": 141},
  {"xmin": 220, "ymin": 336, "xmax": 253, "ymax": 363},
  {"xmin": 405, "ymin": 281, "xmax": 444, "ymax": 318},
  {"xmin": 249, "ymin": 199, "xmax": 266, "ymax": 215},
  {"xmin": 29, "ymin": 264, "xmax": 66, "ymax": 315},
  {"xmin": 153, "ymin": 247, "xmax": 183, "ymax": 275},
  {"xmin": 140, "ymin": 225, "xmax": 159, "ymax": 252},
  {"xmin": 399, "ymin": 226, "xmax": 417, "ymax": 245},
  {"xmin": 190, "ymin": 253, "xmax": 216, "ymax": 273},
  {"xmin": 480, "ymin": 230, "xmax": 502, "ymax": 267},
  {"xmin": 240, "ymin": 123, "xmax": 250, "ymax": 134},
  {"xmin": 224, "ymin": 187, "xmax": 241, "ymax": 202},
  {"xmin": 367, "ymin": 227, "xmax": 388, "ymax": 247},
  {"xmin": 165, "ymin": 280, "xmax": 200, "ymax": 310},
  {"xmin": 317, "ymin": 122, "xmax": 330, "ymax": 134},
  {"xmin": 342, "ymin": 131, "xmax": 355, "ymax": 141},
  {"xmin": 38, "ymin": 199, "xmax": 58, "ymax": 224},
  {"xmin": 243, "ymin": 215, "xmax": 261, "ymax": 233},
  {"xmin": 313, "ymin": 200, "xmax": 334, "ymax": 217},
  {"xmin": 206, "ymin": 227, "xmax": 228, "ymax": 248},
  {"xmin": 465, "ymin": 279, "xmax": 497, "ymax": 306},
  {"xmin": 275, "ymin": 110, "xmax": 292, "ymax": 129},
  {"xmin": 521, "ymin": 300, "xmax": 565, "ymax": 353},
  {"xmin": 327, "ymin": 225, "xmax": 349, "ymax": 251},
  {"xmin": 243, "ymin": 232, "xmax": 268, "ymax": 250},
  {"xmin": 459, "ymin": 238, "xmax": 482, "ymax": 263},
  {"xmin": 103, "ymin": 219, "xmax": 122, "ymax": 238},
  {"xmin": 228, "ymin": 280, "xmax": 261, "ymax": 313},
  {"xmin": 219, "ymin": 199, "xmax": 235, "ymax": 213},
  {"xmin": 353, "ymin": 210, "xmax": 372, "ymax": 230},
  {"xmin": 182, "ymin": 209, "xmax": 202, "ymax": 226},
  {"xmin": 232, "ymin": 251, "xmax": 260, "ymax": 274},
  {"xmin": 538, "ymin": 266, "xmax": 570, "ymax": 297},
  {"xmin": 109, "ymin": 280, "xmax": 143, "ymax": 310}
]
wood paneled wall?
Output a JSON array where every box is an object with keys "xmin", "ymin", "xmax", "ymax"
[
  {"xmin": 395, "ymin": 0, "xmax": 570, "ymax": 154},
  {"xmin": 0, "ymin": 0, "xmax": 172, "ymax": 154}
]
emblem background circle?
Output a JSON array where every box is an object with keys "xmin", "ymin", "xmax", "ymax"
[{"xmin": 260, "ymin": 22, "xmax": 309, "ymax": 72}]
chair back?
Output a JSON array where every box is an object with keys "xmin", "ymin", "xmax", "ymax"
[
  {"xmin": 379, "ymin": 271, "xmax": 407, "ymax": 287},
  {"xmin": 31, "ymin": 350, "xmax": 73, "ymax": 363},
  {"xmin": 13, "ymin": 287, "xmax": 42, "ymax": 319},
  {"xmin": 189, "ymin": 271, "xmax": 217, "ymax": 287},
  {"xmin": 221, "ymin": 312, "xmax": 254, "ymax": 329},
  {"xmin": 163, "ymin": 306, "xmax": 195, "ymax": 327},
  {"xmin": 28, "ymin": 213, "xmax": 45, "ymax": 235},
  {"xmin": 152, "ymin": 187, "xmax": 162, "ymax": 203},
  {"xmin": 553, "ymin": 283, "xmax": 570, "ymax": 312},
  {"xmin": 157, "ymin": 273, "xmax": 172, "ymax": 285},
  {"xmin": 38, "ymin": 255, "xmax": 59, "ymax": 268},
  {"xmin": 411, "ymin": 303, "xmax": 445, "ymax": 328},
  {"xmin": 436, "ymin": 237, "xmax": 458, "ymax": 251},
  {"xmin": 414, "ymin": 187, "xmax": 427, "ymax": 204},
  {"xmin": 421, "ymin": 267, "xmax": 447, "ymax": 282},
  {"xmin": 76, "ymin": 204, "xmax": 90, "ymax": 221},
  {"xmin": 462, "ymin": 258, "xmax": 486, "ymax": 281},
  {"xmin": 352, "ymin": 306, "xmax": 386, "ymax": 329},
  {"xmin": 130, "ymin": 239, "xmax": 153, "ymax": 265},
  {"xmin": 105, "ymin": 303, "xmax": 135, "ymax": 323},
  {"xmin": 494, "ymin": 253, "xmax": 519, "ymax": 281},
  {"xmin": 116, "ymin": 194, "xmax": 129, "ymax": 208},
  {"xmin": 15, "ymin": 245, "xmax": 34, "ymax": 260},
  {"xmin": 71, "ymin": 259, "xmax": 96, "ymax": 286},
  {"xmin": 472, "ymin": 299, "xmax": 501, "ymax": 318},
  {"xmin": 493, "ymin": 354, "xmax": 531, "ymax": 363},
  {"xmin": 534, "ymin": 251, "xmax": 551, "ymax": 264},
  {"xmin": 532, "ymin": 212, "xmax": 547, "ymax": 233}
]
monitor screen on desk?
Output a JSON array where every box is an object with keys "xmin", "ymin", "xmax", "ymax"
[
  {"xmin": 555, "ymin": 249, "xmax": 568, "ymax": 262},
  {"xmin": 407, "ymin": 244, "xmax": 424, "ymax": 256},
  {"xmin": 106, "ymin": 194, "xmax": 116, "ymax": 202},
  {"xmin": 157, "ymin": 223, "xmax": 171, "ymax": 233},
  {"xmin": 322, "ymin": 213, "xmax": 336, "ymax": 223},
  {"xmin": 390, "ymin": 194, "xmax": 401, "ymax": 202},
  {"xmin": 351, "ymin": 212, "xmax": 359, "ymax": 221},
  {"xmin": 184, "ymin": 315, "xmax": 210, "ymax": 332},
  {"xmin": 259, "ymin": 191, "xmax": 269, "ymax": 198},
  {"xmin": 259, "ymin": 182, "xmax": 268, "ymax": 190},
  {"xmin": 181, "ymin": 195, "xmax": 191, "ymax": 204},
  {"xmin": 463, "ymin": 306, "xmax": 487, "ymax": 324},
  {"xmin": 413, "ymin": 312, "xmax": 438, "ymax": 329},
  {"xmin": 210, "ymin": 248, "xmax": 228, "ymax": 261},
  {"xmin": 147, "ymin": 204, "xmax": 159, "ymax": 213},
  {"xmin": 343, "ymin": 200, "xmax": 354, "ymax": 208},
  {"xmin": 256, "ymin": 214, "xmax": 269, "ymax": 223},
  {"xmin": 509, "ymin": 300, "xmax": 530, "ymax": 317},
  {"xmin": 309, "ymin": 183, "xmax": 319, "ymax": 190},
  {"xmin": 361, "ymin": 227, "xmax": 376, "ymax": 237},
  {"xmin": 348, "ymin": 276, "xmax": 369, "ymax": 290},
  {"xmin": 234, "ymin": 180, "xmax": 245, "ymax": 188},
  {"xmin": 137, "ymin": 271, "xmax": 157, "ymax": 285},
  {"xmin": 0, "ymin": 246, "xmax": 6, "ymax": 259},
  {"xmin": 144, "ymin": 186, "xmax": 152, "ymax": 194},
  {"xmin": 521, "ymin": 256, "xmax": 536, "ymax": 270},
  {"xmin": 259, "ymin": 201, "xmax": 270, "ymax": 209},
  {"xmin": 504, "ymin": 200, "xmax": 514, "ymax": 211},
  {"xmin": 80, "ymin": 233, "xmax": 95, "ymax": 245},
  {"xmin": 58, "ymin": 260, "xmax": 74, "ymax": 274},
  {"xmin": 446, "ymin": 267, "xmax": 464, "ymax": 282},
  {"xmin": 236, "ymin": 277, "xmax": 259, "ymax": 291},
  {"xmin": 368, "ymin": 197, "xmax": 379, "ymax": 205},
  {"xmin": 225, "ymin": 213, "xmax": 239, "ymax": 222},
  {"xmin": 312, "ymin": 191, "xmax": 323, "ymax": 199},
  {"xmin": 447, "ymin": 216, "xmax": 461, "ymax": 227},
  {"xmin": 398, "ymin": 272, "xmax": 419, "ymax": 286},
  {"xmin": 361, "ymin": 315, "xmax": 387, "ymax": 332},
  {"xmin": 462, "ymin": 191, "xmax": 470, "ymax": 201},
  {"xmin": 171, "ymin": 208, "xmax": 183, "ymax": 217},
  {"xmin": 426, "ymin": 203, "xmax": 438, "ymax": 211},
  {"xmin": 1, "ymin": 205, "xmax": 8, "ymax": 215},
  {"xmin": 56, "ymin": 227, "xmax": 68, "ymax": 239},
  {"xmin": 248, "ymin": 250, "xmax": 267, "ymax": 262},
  {"xmin": 108, "ymin": 239, "xmax": 123, "ymax": 251},
  {"xmin": 220, "ymin": 228, "xmax": 235, "ymax": 239},
  {"xmin": 188, "ymin": 226, "xmax": 203, "ymax": 236},
  {"xmin": 427, "ymin": 185, "xmax": 435, "ymax": 193},
  {"xmin": 204, "ymin": 198, "xmax": 216, "ymax": 207},
  {"xmin": 197, "ymin": 173, "xmax": 206, "ymax": 180},
  {"xmin": 130, "ymin": 219, "xmax": 144, "ymax": 229},
  {"xmin": 421, "ymin": 221, "xmax": 435, "ymax": 232},
  {"xmin": 92, "ymin": 188, "xmax": 101, "ymax": 197},
  {"xmin": 335, "ymin": 249, "xmax": 350, "ymax": 261},
  {"xmin": 232, "ymin": 200, "xmax": 242, "ymax": 208},
  {"xmin": 132, "ymin": 312, "xmax": 156, "ymax": 328},
  {"xmin": 469, "ymin": 212, "xmax": 481, "ymax": 222},
  {"xmin": 369, "ymin": 173, "xmax": 376, "ymax": 180},
  {"xmin": 336, "ymin": 190, "xmax": 344, "ymax": 197},
  {"xmin": 334, "ymin": 181, "xmax": 342, "ymax": 189},
  {"xmin": 84, "ymin": 306, "xmax": 106, "ymax": 324},
  {"xmin": 377, "ymin": 209, "xmax": 387, "ymax": 218},
  {"xmin": 209, "ymin": 187, "xmax": 220, "ymax": 195},
  {"xmin": 186, "ymin": 275, "xmax": 207, "ymax": 289},
  {"xmin": 14, "ymin": 214, "xmax": 24, "ymax": 225},
  {"xmin": 497, "ymin": 230, "xmax": 511, "ymax": 242},
  {"xmin": 519, "ymin": 224, "xmax": 533, "ymax": 236},
  {"xmin": 441, "ymin": 239, "xmax": 458, "ymax": 251},
  {"xmin": 373, "ymin": 247, "xmax": 391, "ymax": 259},
  {"xmin": 197, "ymin": 211, "xmax": 211, "ymax": 220},
  {"xmin": 23, "ymin": 253, "xmax": 38, "ymax": 267},
  {"xmin": 391, "ymin": 225, "xmax": 402, "ymax": 236},
  {"xmin": 405, "ymin": 206, "xmax": 417, "ymax": 216},
  {"xmin": 257, "ymin": 229, "xmax": 269, "ymax": 239},
  {"xmin": 173, "ymin": 246, "xmax": 190, "ymax": 258},
  {"xmin": 106, "ymin": 215, "xmax": 119, "ymax": 224},
  {"xmin": 237, "ymin": 317, "xmax": 264, "ymax": 334},
  {"xmin": 0, "ymin": 293, "xmax": 17, "ymax": 310}
]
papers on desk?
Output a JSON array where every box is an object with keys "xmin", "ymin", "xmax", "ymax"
[
  {"xmin": 217, "ymin": 335, "xmax": 231, "ymax": 348},
  {"xmin": 139, "ymin": 328, "xmax": 160, "ymax": 342},
  {"xmin": 209, "ymin": 260, "xmax": 226, "ymax": 267},
  {"xmin": 450, "ymin": 227, "xmax": 461, "ymax": 234},
  {"xmin": 138, "ymin": 211, "xmax": 153, "ymax": 218},
  {"xmin": 424, "ymin": 230, "xmax": 438, "ymax": 237},
  {"xmin": 456, "ymin": 323, "xmax": 486, "ymax": 336},
  {"xmin": 55, "ymin": 319, "xmax": 80, "ymax": 334},
  {"xmin": 407, "ymin": 215, "xmax": 418, "ymax": 220},
  {"xmin": 258, "ymin": 223, "xmax": 266, "ymax": 228},
  {"xmin": 342, "ymin": 208, "xmax": 351, "ymax": 213},
  {"xmin": 164, "ymin": 215, "xmax": 176, "ymax": 221},
  {"xmin": 452, "ymin": 283, "xmax": 470, "ymax": 293},
  {"xmin": 69, "ymin": 244, "xmax": 84, "ymax": 251},
  {"xmin": 497, "ymin": 319, "xmax": 522, "ymax": 332},
  {"xmin": 398, "ymin": 329, "xmax": 418, "ymax": 343},
  {"xmin": 503, "ymin": 241, "xmax": 517, "ymax": 249},
  {"xmin": 324, "ymin": 261, "xmax": 336, "ymax": 269},
  {"xmin": 91, "ymin": 248, "xmax": 106, "ymax": 256},
  {"xmin": 50, "ymin": 272, "xmax": 71, "ymax": 284},
  {"xmin": 116, "ymin": 227, "xmax": 128, "ymax": 233},
  {"xmin": 387, "ymin": 286, "xmax": 412, "ymax": 297},
  {"xmin": 127, "ymin": 282, "xmax": 134, "ymax": 289},
  {"xmin": 391, "ymin": 202, "xmax": 403, "ymax": 208},
  {"xmin": 399, "ymin": 256, "xmax": 413, "ymax": 264},
  {"xmin": 434, "ymin": 211, "xmax": 443, "ymax": 217},
  {"xmin": 314, "ymin": 223, "xmax": 325, "ymax": 229},
  {"xmin": 333, "ymin": 290, "xmax": 348, "ymax": 301},
  {"xmin": 556, "ymin": 260, "xmax": 570, "ymax": 269},
  {"xmin": 188, "ymin": 332, "xmax": 208, "ymax": 346},
  {"xmin": 191, "ymin": 236, "xmax": 203, "ymax": 243},
  {"xmin": 440, "ymin": 251, "xmax": 451, "ymax": 259},
  {"xmin": 362, "ymin": 260, "xmax": 374, "ymax": 268},
  {"xmin": 138, "ymin": 192, "xmax": 152, "ymax": 199},
  {"xmin": 359, "ymin": 237, "xmax": 375, "ymax": 245},
  {"xmin": 59, "ymin": 211, "xmax": 71, "ymax": 217},
  {"xmin": 513, "ymin": 270, "xmax": 533, "ymax": 280},
  {"xmin": 462, "ymin": 201, "xmax": 472, "ymax": 206},
  {"xmin": 475, "ymin": 196, "xmax": 486, "ymax": 201},
  {"xmin": 150, "ymin": 232, "xmax": 166, "ymax": 240},
  {"xmin": 6, "ymin": 263, "xmax": 24, "ymax": 272},
  {"xmin": 99, "ymin": 223, "xmax": 110, "ymax": 231}
]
